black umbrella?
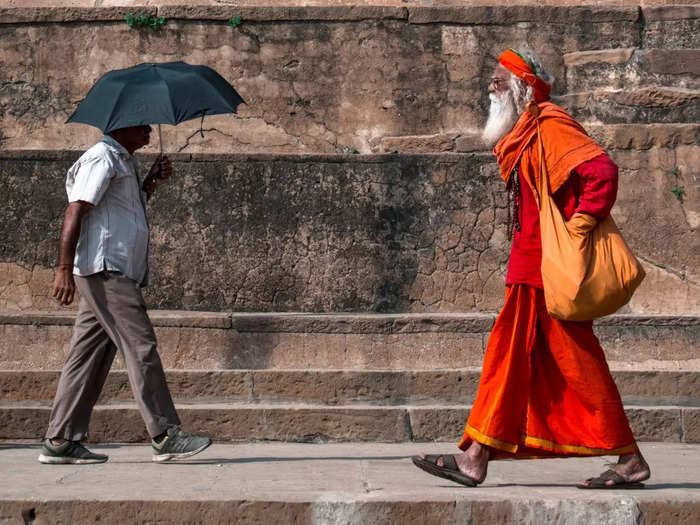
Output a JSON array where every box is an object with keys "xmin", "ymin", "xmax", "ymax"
[{"xmin": 66, "ymin": 61, "xmax": 244, "ymax": 152}]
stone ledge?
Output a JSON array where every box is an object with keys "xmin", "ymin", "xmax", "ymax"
[
  {"xmin": 2, "ymin": 310, "xmax": 698, "ymax": 332},
  {"xmin": 229, "ymin": 313, "xmax": 496, "ymax": 334},
  {"xmin": 3, "ymin": 369, "xmax": 698, "ymax": 405},
  {"xmin": 0, "ymin": 310, "xmax": 230, "ymax": 329},
  {"xmin": 603, "ymin": 86, "xmax": 699, "ymax": 107},
  {"xmin": 0, "ymin": 402, "xmax": 695, "ymax": 443},
  {"xmin": 0, "ymin": 149, "xmax": 493, "ymax": 164},
  {"xmin": 585, "ymin": 123, "xmax": 700, "ymax": 150},
  {"xmin": 158, "ymin": 5, "xmax": 409, "ymax": 22},
  {"xmin": 0, "ymin": 7, "xmax": 155, "ymax": 24},
  {"xmin": 0, "ymin": 5, "xmax": 648, "ymax": 25},
  {"xmin": 643, "ymin": 5, "xmax": 700, "ymax": 21},
  {"xmin": 556, "ymin": 88, "xmax": 700, "ymax": 123},
  {"xmin": 379, "ymin": 134, "xmax": 459, "ymax": 154},
  {"xmin": 563, "ymin": 48, "xmax": 636, "ymax": 67},
  {"xmin": 407, "ymin": 5, "xmax": 639, "ymax": 24}
]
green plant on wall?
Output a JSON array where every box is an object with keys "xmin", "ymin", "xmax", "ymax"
[
  {"xmin": 229, "ymin": 17, "xmax": 243, "ymax": 28},
  {"xmin": 668, "ymin": 165, "xmax": 685, "ymax": 203},
  {"xmin": 125, "ymin": 12, "xmax": 167, "ymax": 30},
  {"xmin": 670, "ymin": 185, "xmax": 685, "ymax": 203}
]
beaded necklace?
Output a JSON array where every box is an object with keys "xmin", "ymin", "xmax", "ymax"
[{"xmin": 506, "ymin": 167, "xmax": 521, "ymax": 239}]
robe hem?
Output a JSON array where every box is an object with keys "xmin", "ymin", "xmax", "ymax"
[{"xmin": 461, "ymin": 423, "xmax": 637, "ymax": 457}]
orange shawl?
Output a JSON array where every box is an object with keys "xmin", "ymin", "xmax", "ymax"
[{"xmin": 493, "ymin": 102, "xmax": 605, "ymax": 195}]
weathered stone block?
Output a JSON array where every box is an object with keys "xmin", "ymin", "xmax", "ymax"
[
  {"xmin": 642, "ymin": 49, "xmax": 700, "ymax": 76},
  {"xmin": 379, "ymin": 134, "xmax": 457, "ymax": 153},
  {"xmin": 179, "ymin": 406, "xmax": 411, "ymax": 443},
  {"xmin": 683, "ymin": 408, "xmax": 700, "ymax": 443},
  {"xmin": 586, "ymin": 124, "xmax": 700, "ymax": 151},
  {"xmin": 595, "ymin": 319, "xmax": 700, "ymax": 363},
  {"xmin": 612, "ymin": 371, "xmax": 700, "ymax": 406},
  {"xmin": 564, "ymin": 49, "xmax": 699, "ymax": 92},
  {"xmin": 557, "ymin": 88, "xmax": 700, "ymax": 124},
  {"xmin": 408, "ymin": 407, "xmax": 468, "ymax": 441},
  {"xmin": 625, "ymin": 407, "xmax": 682, "ymax": 442},
  {"xmin": 643, "ymin": 6, "xmax": 700, "ymax": 48}
]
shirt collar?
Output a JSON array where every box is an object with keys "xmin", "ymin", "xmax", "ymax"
[{"xmin": 101, "ymin": 135, "xmax": 132, "ymax": 158}]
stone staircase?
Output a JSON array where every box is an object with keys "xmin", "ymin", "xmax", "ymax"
[
  {"xmin": 1, "ymin": 1, "xmax": 698, "ymax": 523},
  {"xmin": 2, "ymin": 310, "xmax": 698, "ymax": 444}
]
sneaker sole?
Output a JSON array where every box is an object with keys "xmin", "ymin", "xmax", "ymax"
[
  {"xmin": 38, "ymin": 454, "xmax": 108, "ymax": 465},
  {"xmin": 152, "ymin": 440, "xmax": 212, "ymax": 463}
]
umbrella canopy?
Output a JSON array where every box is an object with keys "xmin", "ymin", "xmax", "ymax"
[{"xmin": 66, "ymin": 62, "xmax": 244, "ymax": 133}]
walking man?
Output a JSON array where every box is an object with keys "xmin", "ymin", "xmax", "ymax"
[
  {"xmin": 40, "ymin": 125, "xmax": 211, "ymax": 464},
  {"xmin": 412, "ymin": 49, "xmax": 651, "ymax": 488}
]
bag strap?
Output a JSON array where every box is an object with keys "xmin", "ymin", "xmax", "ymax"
[{"xmin": 534, "ymin": 119, "xmax": 549, "ymax": 210}]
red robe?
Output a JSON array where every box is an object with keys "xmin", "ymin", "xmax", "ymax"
[{"xmin": 458, "ymin": 103, "xmax": 637, "ymax": 458}]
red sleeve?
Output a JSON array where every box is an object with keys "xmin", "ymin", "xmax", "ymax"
[{"xmin": 574, "ymin": 153, "xmax": 618, "ymax": 219}]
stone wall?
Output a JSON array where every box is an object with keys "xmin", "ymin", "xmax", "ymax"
[
  {"xmin": 0, "ymin": 4, "xmax": 697, "ymax": 153},
  {"xmin": 0, "ymin": 3, "xmax": 697, "ymax": 314},
  {"xmin": 1, "ymin": 148, "xmax": 697, "ymax": 314}
]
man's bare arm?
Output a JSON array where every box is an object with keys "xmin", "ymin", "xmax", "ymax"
[{"xmin": 52, "ymin": 201, "xmax": 92, "ymax": 306}]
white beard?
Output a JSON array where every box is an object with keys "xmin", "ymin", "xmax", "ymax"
[{"xmin": 482, "ymin": 92, "xmax": 519, "ymax": 148}]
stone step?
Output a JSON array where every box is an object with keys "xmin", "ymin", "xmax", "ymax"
[
  {"xmin": 1, "ymin": 311, "xmax": 698, "ymax": 370},
  {"xmin": 556, "ymin": 87, "xmax": 700, "ymax": 125},
  {"xmin": 563, "ymin": 48, "xmax": 700, "ymax": 92},
  {"xmin": 1, "ymin": 401, "xmax": 697, "ymax": 444},
  {"xmin": 2, "ymin": 442, "xmax": 699, "ymax": 525},
  {"xmin": 2, "ymin": 369, "xmax": 699, "ymax": 407}
]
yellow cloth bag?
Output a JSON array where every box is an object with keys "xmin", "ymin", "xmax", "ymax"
[{"xmin": 534, "ymin": 123, "xmax": 646, "ymax": 321}]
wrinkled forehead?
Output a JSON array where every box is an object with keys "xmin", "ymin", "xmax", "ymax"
[{"xmin": 491, "ymin": 64, "xmax": 511, "ymax": 81}]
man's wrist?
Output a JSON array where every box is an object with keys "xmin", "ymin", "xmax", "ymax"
[
  {"xmin": 142, "ymin": 176, "xmax": 156, "ymax": 193},
  {"xmin": 57, "ymin": 263, "xmax": 73, "ymax": 271}
]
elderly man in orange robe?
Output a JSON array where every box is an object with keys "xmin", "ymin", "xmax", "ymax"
[{"xmin": 412, "ymin": 49, "xmax": 651, "ymax": 489}]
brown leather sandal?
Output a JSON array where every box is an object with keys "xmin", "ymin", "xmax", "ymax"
[
  {"xmin": 411, "ymin": 454, "xmax": 480, "ymax": 487},
  {"xmin": 577, "ymin": 469, "xmax": 647, "ymax": 489}
]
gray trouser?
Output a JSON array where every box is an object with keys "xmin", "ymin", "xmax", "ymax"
[{"xmin": 46, "ymin": 271, "xmax": 179, "ymax": 441}]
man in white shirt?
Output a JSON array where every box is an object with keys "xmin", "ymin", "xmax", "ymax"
[{"xmin": 39, "ymin": 125, "xmax": 212, "ymax": 464}]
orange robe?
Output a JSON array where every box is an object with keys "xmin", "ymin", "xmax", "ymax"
[{"xmin": 459, "ymin": 103, "xmax": 637, "ymax": 459}]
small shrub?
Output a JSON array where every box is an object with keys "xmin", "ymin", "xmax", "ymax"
[
  {"xmin": 125, "ymin": 12, "xmax": 167, "ymax": 31},
  {"xmin": 670, "ymin": 185, "xmax": 685, "ymax": 203},
  {"xmin": 668, "ymin": 165, "xmax": 684, "ymax": 203},
  {"xmin": 229, "ymin": 17, "xmax": 242, "ymax": 28}
]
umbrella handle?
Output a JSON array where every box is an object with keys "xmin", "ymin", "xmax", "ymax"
[{"xmin": 158, "ymin": 124, "xmax": 163, "ymax": 157}]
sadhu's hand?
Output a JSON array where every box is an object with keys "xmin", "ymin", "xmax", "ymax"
[
  {"xmin": 52, "ymin": 266, "xmax": 76, "ymax": 306},
  {"xmin": 566, "ymin": 212, "xmax": 598, "ymax": 237}
]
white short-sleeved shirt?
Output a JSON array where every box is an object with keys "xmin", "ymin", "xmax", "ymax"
[{"xmin": 66, "ymin": 135, "xmax": 150, "ymax": 286}]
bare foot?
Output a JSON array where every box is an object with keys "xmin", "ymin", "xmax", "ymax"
[
  {"xmin": 579, "ymin": 451, "xmax": 651, "ymax": 487},
  {"xmin": 419, "ymin": 441, "xmax": 490, "ymax": 483}
]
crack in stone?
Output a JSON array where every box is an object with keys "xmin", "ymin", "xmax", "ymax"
[{"xmin": 637, "ymin": 255, "xmax": 699, "ymax": 287}]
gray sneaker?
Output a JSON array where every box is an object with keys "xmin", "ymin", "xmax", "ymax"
[
  {"xmin": 38, "ymin": 439, "xmax": 108, "ymax": 464},
  {"xmin": 152, "ymin": 425, "xmax": 212, "ymax": 462}
]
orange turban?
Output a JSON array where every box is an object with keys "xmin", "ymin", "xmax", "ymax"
[{"xmin": 499, "ymin": 49, "xmax": 551, "ymax": 102}]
